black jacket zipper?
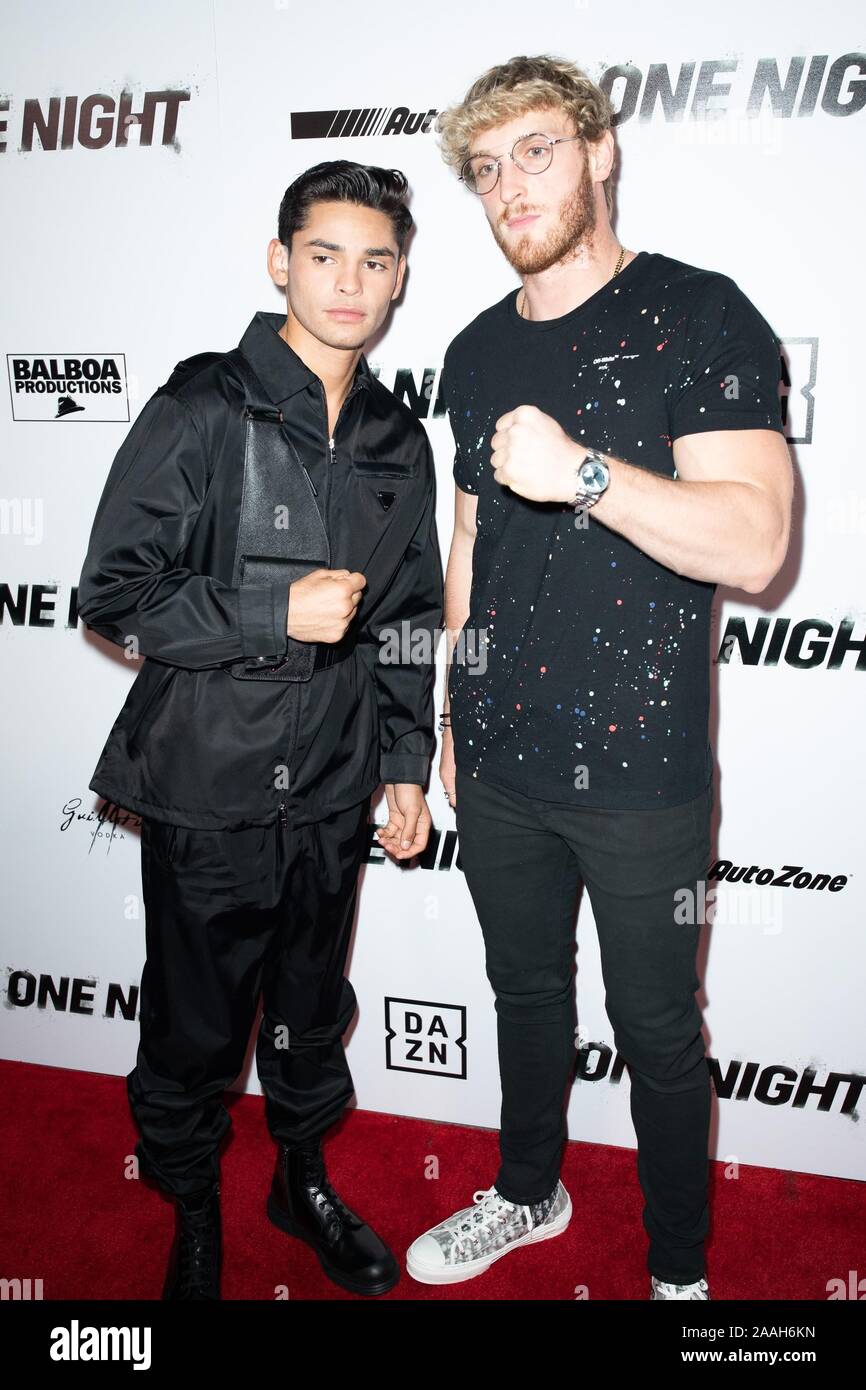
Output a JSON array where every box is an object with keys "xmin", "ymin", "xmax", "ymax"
[{"xmin": 276, "ymin": 378, "xmax": 362, "ymax": 830}]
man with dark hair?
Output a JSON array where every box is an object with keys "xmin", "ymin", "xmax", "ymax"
[
  {"xmin": 405, "ymin": 56, "xmax": 792, "ymax": 1299},
  {"xmin": 78, "ymin": 160, "xmax": 443, "ymax": 1300}
]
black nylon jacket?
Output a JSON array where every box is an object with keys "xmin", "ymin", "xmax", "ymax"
[{"xmin": 76, "ymin": 310, "xmax": 444, "ymax": 830}]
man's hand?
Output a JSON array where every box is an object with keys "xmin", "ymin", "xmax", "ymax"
[
  {"xmin": 375, "ymin": 784, "xmax": 432, "ymax": 860},
  {"xmin": 286, "ymin": 568, "xmax": 366, "ymax": 643},
  {"xmin": 440, "ymin": 725, "xmax": 456, "ymax": 809},
  {"xmin": 489, "ymin": 404, "xmax": 585, "ymax": 503}
]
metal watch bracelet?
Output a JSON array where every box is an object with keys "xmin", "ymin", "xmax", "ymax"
[{"xmin": 571, "ymin": 447, "xmax": 608, "ymax": 510}]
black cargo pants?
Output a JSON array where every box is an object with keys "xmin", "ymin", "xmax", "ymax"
[{"xmin": 127, "ymin": 795, "xmax": 371, "ymax": 1199}]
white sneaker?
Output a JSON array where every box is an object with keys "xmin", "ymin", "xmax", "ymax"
[
  {"xmin": 650, "ymin": 1275, "xmax": 710, "ymax": 1299},
  {"xmin": 406, "ymin": 1181, "xmax": 571, "ymax": 1285}
]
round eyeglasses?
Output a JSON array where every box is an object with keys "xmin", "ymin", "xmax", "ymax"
[{"xmin": 459, "ymin": 133, "xmax": 582, "ymax": 195}]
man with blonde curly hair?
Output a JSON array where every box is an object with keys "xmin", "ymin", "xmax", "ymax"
[{"xmin": 406, "ymin": 55, "xmax": 792, "ymax": 1299}]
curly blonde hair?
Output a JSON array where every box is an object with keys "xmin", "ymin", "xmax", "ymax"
[{"xmin": 435, "ymin": 54, "xmax": 615, "ymax": 217}]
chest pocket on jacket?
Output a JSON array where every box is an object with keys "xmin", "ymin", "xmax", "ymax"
[{"xmin": 351, "ymin": 458, "xmax": 417, "ymax": 524}]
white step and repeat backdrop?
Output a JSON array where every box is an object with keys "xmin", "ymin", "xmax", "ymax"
[{"xmin": 2, "ymin": 1, "xmax": 863, "ymax": 1183}]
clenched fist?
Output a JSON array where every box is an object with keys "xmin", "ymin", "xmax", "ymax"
[
  {"xmin": 489, "ymin": 403, "xmax": 586, "ymax": 503},
  {"xmin": 286, "ymin": 568, "xmax": 366, "ymax": 644}
]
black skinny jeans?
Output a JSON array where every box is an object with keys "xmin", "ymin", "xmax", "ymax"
[{"xmin": 454, "ymin": 766, "xmax": 713, "ymax": 1285}]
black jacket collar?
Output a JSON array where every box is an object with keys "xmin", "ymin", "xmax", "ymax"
[{"xmin": 238, "ymin": 310, "xmax": 374, "ymax": 408}]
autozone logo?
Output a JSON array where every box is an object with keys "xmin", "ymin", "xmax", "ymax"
[
  {"xmin": 291, "ymin": 107, "xmax": 437, "ymax": 139},
  {"xmin": 708, "ymin": 860, "xmax": 848, "ymax": 891}
]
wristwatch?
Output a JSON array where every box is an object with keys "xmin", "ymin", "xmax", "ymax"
[{"xmin": 571, "ymin": 448, "xmax": 610, "ymax": 510}]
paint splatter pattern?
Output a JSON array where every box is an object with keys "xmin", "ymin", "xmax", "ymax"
[{"xmin": 442, "ymin": 252, "xmax": 784, "ymax": 808}]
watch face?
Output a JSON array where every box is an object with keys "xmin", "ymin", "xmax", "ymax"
[{"xmin": 579, "ymin": 458, "xmax": 608, "ymax": 493}]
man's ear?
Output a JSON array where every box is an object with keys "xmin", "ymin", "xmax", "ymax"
[
  {"xmin": 267, "ymin": 236, "xmax": 289, "ymax": 287},
  {"xmin": 590, "ymin": 130, "xmax": 616, "ymax": 184},
  {"xmin": 391, "ymin": 253, "xmax": 407, "ymax": 301}
]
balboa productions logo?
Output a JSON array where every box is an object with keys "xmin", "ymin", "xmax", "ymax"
[
  {"xmin": 8, "ymin": 354, "xmax": 129, "ymax": 422},
  {"xmin": 385, "ymin": 997, "xmax": 467, "ymax": 1078}
]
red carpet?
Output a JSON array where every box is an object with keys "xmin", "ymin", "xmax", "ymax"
[{"xmin": 1, "ymin": 1058, "xmax": 861, "ymax": 1301}]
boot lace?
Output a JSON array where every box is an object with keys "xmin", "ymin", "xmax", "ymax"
[
  {"xmin": 298, "ymin": 1150, "xmax": 358, "ymax": 1228},
  {"xmin": 176, "ymin": 1195, "xmax": 218, "ymax": 1295}
]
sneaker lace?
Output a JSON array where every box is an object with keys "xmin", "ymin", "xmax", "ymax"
[
  {"xmin": 655, "ymin": 1276, "xmax": 709, "ymax": 1299},
  {"xmin": 447, "ymin": 1187, "xmax": 528, "ymax": 1260}
]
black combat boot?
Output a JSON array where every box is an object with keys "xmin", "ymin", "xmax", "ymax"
[
  {"xmin": 162, "ymin": 1181, "xmax": 222, "ymax": 1300},
  {"xmin": 266, "ymin": 1140, "xmax": 399, "ymax": 1296}
]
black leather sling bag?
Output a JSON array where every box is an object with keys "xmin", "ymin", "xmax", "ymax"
[{"xmin": 225, "ymin": 347, "xmax": 357, "ymax": 683}]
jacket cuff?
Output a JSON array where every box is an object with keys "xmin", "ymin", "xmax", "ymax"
[
  {"xmin": 379, "ymin": 753, "xmax": 431, "ymax": 786},
  {"xmin": 271, "ymin": 580, "xmax": 290, "ymax": 657},
  {"xmin": 238, "ymin": 583, "xmax": 286, "ymax": 659}
]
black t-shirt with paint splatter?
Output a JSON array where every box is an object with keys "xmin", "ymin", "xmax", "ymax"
[{"xmin": 442, "ymin": 250, "xmax": 785, "ymax": 809}]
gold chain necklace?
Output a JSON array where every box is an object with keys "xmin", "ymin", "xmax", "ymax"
[{"xmin": 518, "ymin": 245, "xmax": 628, "ymax": 320}]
